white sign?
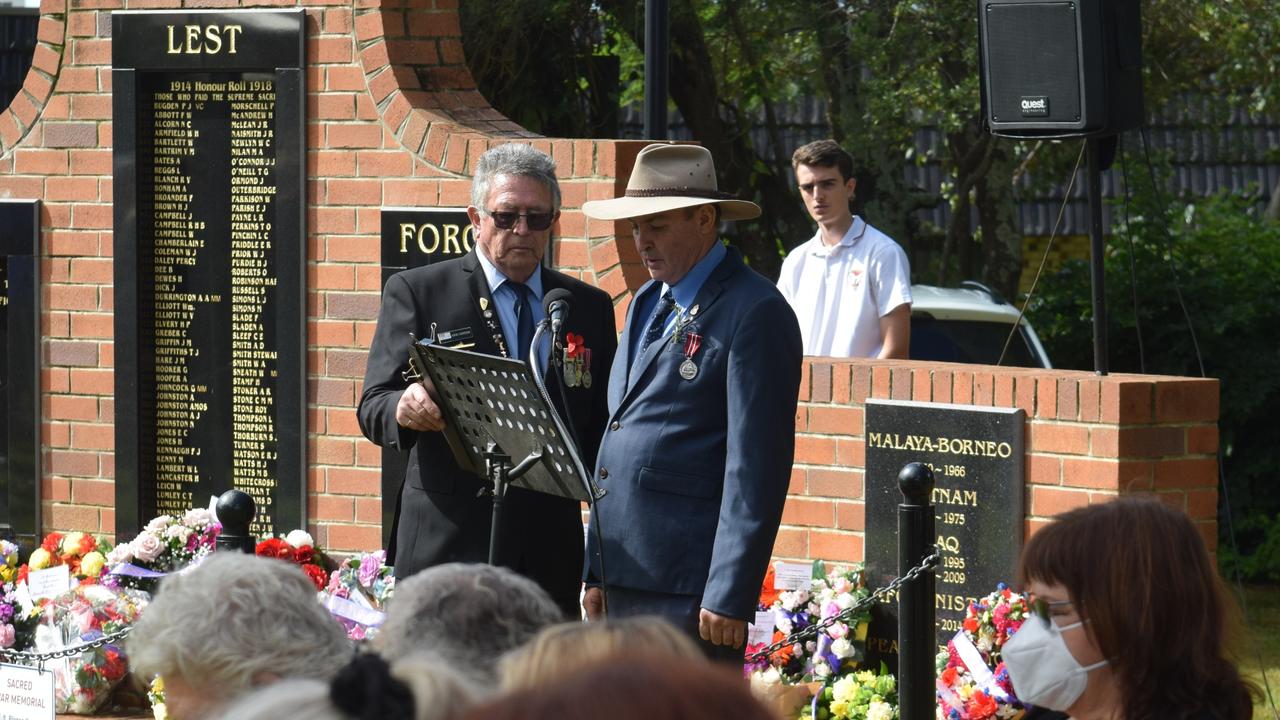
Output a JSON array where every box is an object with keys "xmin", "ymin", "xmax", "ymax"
[
  {"xmin": 25, "ymin": 566, "xmax": 70, "ymax": 601},
  {"xmin": 0, "ymin": 663, "xmax": 55, "ymax": 720},
  {"xmin": 772, "ymin": 562, "xmax": 812, "ymax": 590},
  {"xmin": 748, "ymin": 610, "xmax": 776, "ymax": 646}
]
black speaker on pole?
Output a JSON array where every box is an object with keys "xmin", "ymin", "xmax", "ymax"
[{"xmin": 978, "ymin": 0, "xmax": 1143, "ymax": 138}]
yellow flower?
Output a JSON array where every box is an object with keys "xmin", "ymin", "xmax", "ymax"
[
  {"xmin": 61, "ymin": 531, "xmax": 87, "ymax": 556},
  {"xmin": 80, "ymin": 551, "xmax": 107, "ymax": 578},
  {"xmin": 0, "ymin": 566, "xmax": 13, "ymax": 583},
  {"xmin": 29, "ymin": 548, "xmax": 53, "ymax": 570}
]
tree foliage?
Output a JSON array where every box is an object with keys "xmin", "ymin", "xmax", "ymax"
[{"xmin": 1027, "ymin": 152, "xmax": 1280, "ymax": 578}]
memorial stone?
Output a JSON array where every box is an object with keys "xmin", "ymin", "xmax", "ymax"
[
  {"xmin": 862, "ymin": 399, "xmax": 1025, "ymax": 669},
  {"xmin": 112, "ymin": 10, "xmax": 306, "ymax": 538},
  {"xmin": 0, "ymin": 199, "xmax": 40, "ymax": 544}
]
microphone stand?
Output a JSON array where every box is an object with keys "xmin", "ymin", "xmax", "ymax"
[{"xmin": 529, "ymin": 321, "xmax": 609, "ymax": 618}]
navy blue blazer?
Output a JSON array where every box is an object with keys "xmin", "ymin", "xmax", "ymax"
[{"xmin": 586, "ymin": 246, "xmax": 802, "ymax": 621}]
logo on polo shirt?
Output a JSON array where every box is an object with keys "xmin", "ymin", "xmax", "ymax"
[{"xmin": 849, "ymin": 262, "xmax": 864, "ymax": 290}]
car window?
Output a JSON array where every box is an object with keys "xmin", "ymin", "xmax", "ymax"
[{"xmin": 910, "ymin": 318, "xmax": 1044, "ymax": 368}]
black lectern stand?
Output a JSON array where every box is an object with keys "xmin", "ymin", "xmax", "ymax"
[{"xmin": 408, "ymin": 339, "xmax": 603, "ymax": 565}]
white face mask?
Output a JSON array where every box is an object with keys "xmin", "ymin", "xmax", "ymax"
[{"xmin": 1002, "ymin": 614, "xmax": 1109, "ymax": 711}]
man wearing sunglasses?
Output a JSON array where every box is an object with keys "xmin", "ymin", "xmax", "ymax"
[{"xmin": 358, "ymin": 143, "xmax": 617, "ymax": 619}]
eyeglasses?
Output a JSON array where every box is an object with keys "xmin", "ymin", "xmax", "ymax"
[
  {"xmin": 1029, "ymin": 597, "xmax": 1074, "ymax": 624},
  {"xmin": 485, "ymin": 209, "xmax": 557, "ymax": 231}
]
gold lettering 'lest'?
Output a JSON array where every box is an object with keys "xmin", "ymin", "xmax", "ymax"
[{"xmin": 166, "ymin": 24, "xmax": 243, "ymax": 54}]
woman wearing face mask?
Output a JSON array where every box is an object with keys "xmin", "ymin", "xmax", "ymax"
[{"xmin": 1002, "ymin": 497, "xmax": 1258, "ymax": 720}]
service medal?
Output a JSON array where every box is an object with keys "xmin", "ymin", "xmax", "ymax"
[
  {"xmin": 679, "ymin": 359, "xmax": 698, "ymax": 380},
  {"xmin": 680, "ymin": 332, "xmax": 702, "ymax": 381}
]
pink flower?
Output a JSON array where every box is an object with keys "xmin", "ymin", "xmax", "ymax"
[
  {"xmin": 132, "ymin": 532, "xmax": 164, "ymax": 562},
  {"xmin": 0, "ymin": 623, "xmax": 15, "ymax": 648},
  {"xmin": 358, "ymin": 553, "xmax": 382, "ymax": 587}
]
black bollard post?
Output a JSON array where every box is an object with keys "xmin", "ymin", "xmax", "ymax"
[
  {"xmin": 215, "ymin": 489, "xmax": 257, "ymax": 554},
  {"xmin": 898, "ymin": 462, "xmax": 936, "ymax": 720}
]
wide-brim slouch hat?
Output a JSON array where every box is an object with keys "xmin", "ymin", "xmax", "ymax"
[{"xmin": 581, "ymin": 143, "xmax": 761, "ymax": 221}]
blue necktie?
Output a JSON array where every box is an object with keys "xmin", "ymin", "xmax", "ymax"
[
  {"xmin": 510, "ymin": 282, "xmax": 535, "ymax": 361},
  {"xmin": 640, "ymin": 290, "xmax": 676, "ymax": 354}
]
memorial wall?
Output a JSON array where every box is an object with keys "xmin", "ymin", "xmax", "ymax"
[
  {"xmin": 0, "ymin": 0, "xmax": 1219, "ymax": 571},
  {"xmin": 111, "ymin": 10, "xmax": 306, "ymax": 538},
  {"xmin": 0, "ymin": 200, "xmax": 39, "ymax": 545}
]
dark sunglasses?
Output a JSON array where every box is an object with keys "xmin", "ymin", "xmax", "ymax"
[{"xmin": 486, "ymin": 210, "xmax": 556, "ymax": 231}]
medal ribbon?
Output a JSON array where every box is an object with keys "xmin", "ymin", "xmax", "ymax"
[{"xmin": 683, "ymin": 332, "xmax": 702, "ymax": 359}]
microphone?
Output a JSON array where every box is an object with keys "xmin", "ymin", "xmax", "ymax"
[{"xmin": 543, "ymin": 288, "xmax": 574, "ymax": 337}]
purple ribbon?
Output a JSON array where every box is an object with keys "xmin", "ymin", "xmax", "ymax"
[
  {"xmin": 108, "ymin": 563, "xmax": 168, "ymax": 578},
  {"xmin": 325, "ymin": 594, "xmax": 386, "ymax": 627}
]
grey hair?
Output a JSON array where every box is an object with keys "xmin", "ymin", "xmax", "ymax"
[
  {"xmin": 375, "ymin": 563, "xmax": 563, "ymax": 687},
  {"xmin": 213, "ymin": 652, "xmax": 475, "ymax": 720},
  {"xmin": 470, "ymin": 143, "xmax": 562, "ymax": 212},
  {"xmin": 127, "ymin": 553, "xmax": 352, "ymax": 711}
]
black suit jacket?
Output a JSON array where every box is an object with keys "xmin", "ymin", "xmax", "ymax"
[{"xmin": 358, "ymin": 250, "xmax": 616, "ymax": 615}]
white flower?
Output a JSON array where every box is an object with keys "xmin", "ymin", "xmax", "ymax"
[
  {"xmin": 145, "ymin": 515, "xmax": 173, "ymax": 533},
  {"xmin": 831, "ymin": 637, "xmax": 854, "ymax": 658},
  {"xmin": 285, "ymin": 529, "xmax": 314, "ymax": 547},
  {"xmin": 749, "ymin": 667, "xmax": 782, "ymax": 697},
  {"xmin": 164, "ymin": 524, "xmax": 193, "ymax": 543},
  {"xmin": 836, "ymin": 592, "xmax": 857, "ymax": 609},
  {"xmin": 867, "ymin": 699, "xmax": 894, "ymax": 720},
  {"xmin": 183, "ymin": 508, "xmax": 213, "ymax": 528},
  {"xmin": 107, "ymin": 544, "xmax": 134, "ymax": 565},
  {"xmin": 813, "ymin": 662, "xmax": 832, "ymax": 678},
  {"xmin": 977, "ymin": 634, "xmax": 994, "ymax": 653},
  {"xmin": 132, "ymin": 532, "xmax": 165, "ymax": 562}
]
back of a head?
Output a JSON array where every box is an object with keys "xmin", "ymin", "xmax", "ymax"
[
  {"xmin": 128, "ymin": 553, "xmax": 352, "ymax": 716},
  {"xmin": 1019, "ymin": 497, "xmax": 1256, "ymax": 720},
  {"xmin": 377, "ymin": 563, "xmax": 563, "ymax": 681},
  {"xmin": 500, "ymin": 616, "xmax": 704, "ymax": 692},
  {"xmin": 469, "ymin": 654, "xmax": 779, "ymax": 720},
  {"xmin": 216, "ymin": 652, "xmax": 475, "ymax": 720}
]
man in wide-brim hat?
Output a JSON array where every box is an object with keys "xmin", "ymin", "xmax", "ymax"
[{"xmin": 580, "ymin": 142, "xmax": 803, "ymax": 662}]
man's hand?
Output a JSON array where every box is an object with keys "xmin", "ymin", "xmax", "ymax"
[
  {"xmin": 699, "ymin": 608, "xmax": 746, "ymax": 648},
  {"xmin": 395, "ymin": 383, "xmax": 446, "ymax": 432},
  {"xmin": 583, "ymin": 586, "xmax": 605, "ymax": 621}
]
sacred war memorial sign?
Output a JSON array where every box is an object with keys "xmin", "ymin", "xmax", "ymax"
[
  {"xmin": 863, "ymin": 399, "xmax": 1025, "ymax": 669},
  {"xmin": 112, "ymin": 10, "xmax": 306, "ymax": 538}
]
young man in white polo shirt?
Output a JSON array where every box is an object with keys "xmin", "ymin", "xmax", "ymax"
[{"xmin": 777, "ymin": 140, "xmax": 912, "ymax": 358}]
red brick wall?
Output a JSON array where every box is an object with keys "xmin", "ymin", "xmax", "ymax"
[
  {"xmin": 0, "ymin": 0, "xmax": 1220, "ymax": 561},
  {"xmin": 780, "ymin": 360, "xmax": 1220, "ymax": 566},
  {"xmin": 0, "ymin": 0, "xmax": 650, "ymax": 549}
]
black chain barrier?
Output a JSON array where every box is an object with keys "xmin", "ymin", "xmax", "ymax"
[
  {"xmin": 0, "ymin": 625, "xmax": 133, "ymax": 671},
  {"xmin": 745, "ymin": 547, "xmax": 941, "ymax": 665}
]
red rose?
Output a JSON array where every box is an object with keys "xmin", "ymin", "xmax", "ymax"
[
  {"xmin": 41, "ymin": 533, "xmax": 63, "ymax": 554},
  {"xmin": 256, "ymin": 538, "xmax": 294, "ymax": 561},
  {"xmin": 17, "ymin": 565, "xmax": 28, "ymax": 585},
  {"xmin": 293, "ymin": 545, "xmax": 315, "ymax": 564},
  {"xmin": 78, "ymin": 534, "xmax": 97, "ymax": 555},
  {"xmin": 302, "ymin": 563, "xmax": 328, "ymax": 590}
]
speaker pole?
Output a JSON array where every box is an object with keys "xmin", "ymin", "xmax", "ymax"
[{"xmin": 1086, "ymin": 137, "xmax": 1110, "ymax": 375}]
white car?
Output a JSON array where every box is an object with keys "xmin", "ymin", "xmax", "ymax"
[{"xmin": 908, "ymin": 282, "xmax": 1052, "ymax": 368}]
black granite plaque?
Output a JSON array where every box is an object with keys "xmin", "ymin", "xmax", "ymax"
[
  {"xmin": 862, "ymin": 399, "xmax": 1025, "ymax": 669},
  {"xmin": 112, "ymin": 10, "xmax": 306, "ymax": 539},
  {"xmin": 380, "ymin": 207, "xmax": 475, "ymax": 283},
  {"xmin": 0, "ymin": 200, "xmax": 40, "ymax": 545}
]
